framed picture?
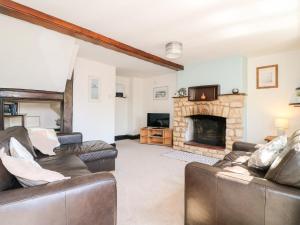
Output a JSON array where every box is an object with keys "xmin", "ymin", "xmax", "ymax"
[
  {"xmin": 256, "ymin": 64, "xmax": 278, "ymax": 89},
  {"xmin": 153, "ymin": 86, "xmax": 168, "ymax": 100},
  {"xmin": 4, "ymin": 103, "xmax": 18, "ymax": 115},
  {"xmin": 88, "ymin": 76, "xmax": 101, "ymax": 102}
]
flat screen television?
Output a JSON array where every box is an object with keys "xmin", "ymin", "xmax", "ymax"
[{"xmin": 147, "ymin": 113, "xmax": 170, "ymax": 128}]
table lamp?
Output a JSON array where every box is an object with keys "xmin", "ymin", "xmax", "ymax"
[{"xmin": 275, "ymin": 118, "xmax": 289, "ymax": 135}]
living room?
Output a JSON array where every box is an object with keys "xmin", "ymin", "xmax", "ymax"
[{"xmin": 0, "ymin": 1, "xmax": 300, "ymax": 225}]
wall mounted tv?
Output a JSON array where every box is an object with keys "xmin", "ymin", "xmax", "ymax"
[{"xmin": 147, "ymin": 113, "xmax": 170, "ymax": 128}]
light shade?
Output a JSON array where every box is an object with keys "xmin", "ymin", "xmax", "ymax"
[
  {"xmin": 275, "ymin": 118, "xmax": 289, "ymax": 129},
  {"xmin": 166, "ymin": 42, "xmax": 183, "ymax": 59}
]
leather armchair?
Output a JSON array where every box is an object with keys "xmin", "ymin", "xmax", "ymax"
[{"xmin": 0, "ymin": 172, "xmax": 117, "ymax": 225}]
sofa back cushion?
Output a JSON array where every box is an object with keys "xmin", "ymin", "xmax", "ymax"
[
  {"xmin": 0, "ymin": 126, "xmax": 36, "ymax": 191},
  {"xmin": 248, "ymin": 135, "xmax": 287, "ymax": 170},
  {"xmin": 265, "ymin": 130, "xmax": 300, "ymax": 188}
]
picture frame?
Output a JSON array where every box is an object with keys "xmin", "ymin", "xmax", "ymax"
[
  {"xmin": 88, "ymin": 76, "xmax": 101, "ymax": 102},
  {"xmin": 256, "ymin": 64, "xmax": 278, "ymax": 89},
  {"xmin": 4, "ymin": 103, "xmax": 18, "ymax": 115},
  {"xmin": 153, "ymin": 86, "xmax": 168, "ymax": 100}
]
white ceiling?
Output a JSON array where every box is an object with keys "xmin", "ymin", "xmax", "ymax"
[{"xmin": 15, "ymin": 0, "xmax": 300, "ymax": 75}]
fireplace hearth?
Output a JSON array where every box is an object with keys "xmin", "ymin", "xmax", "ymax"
[{"xmin": 185, "ymin": 115, "xmax": 226, "ymax": 148}]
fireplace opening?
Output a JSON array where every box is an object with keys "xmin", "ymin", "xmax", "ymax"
[{"xmin": 185, "ymin": 115, "xmax": 226, "ymax": 149}]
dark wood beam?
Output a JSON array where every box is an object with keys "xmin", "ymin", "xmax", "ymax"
[
  {"xmin": 63, "ymin": 74, "xmax": 74, "ymax": 133},
  {"xmin": 0, "ymin": 99, "xmax": 4, "ymax": 130},
  {"xmin": 0, "ymin": 0, "xmax": 184, "ymax": 71},
  {"xmin": 0, "ymin": 88, "xmax": 64, "ymax": 101}
]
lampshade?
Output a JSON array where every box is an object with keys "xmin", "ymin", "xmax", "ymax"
[
  {"xmin": 275, "ymin": 118, "xmax": 289, "ymax": 129},
  {"xmin": 166, "ymin": 42, "xmax": 183, "ymax": 59}
]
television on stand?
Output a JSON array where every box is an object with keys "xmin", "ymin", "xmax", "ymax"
[{"xmin": 147, "ymin": 113, "xmax": 170, "ymax": 128}]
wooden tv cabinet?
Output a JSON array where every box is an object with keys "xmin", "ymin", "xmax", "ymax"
[{"xmin": 140, "ymin": 127, "xmax": 173, "ymax": 146}]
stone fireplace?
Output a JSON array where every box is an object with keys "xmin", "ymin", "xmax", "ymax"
[{"xmin": 173, "ymin": 95, "xmax": 245, "ymax": 159}]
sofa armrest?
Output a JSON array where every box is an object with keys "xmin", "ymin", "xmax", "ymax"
[
  {"xmin": 232, "ymin": 141, "xmax": 257, "ymax": 152},
  {"xmin": 185, "ymin": 162, "xmax": 300, "ymax": 225},
  {"xmin": 185, "ymin": 162, "xmax": 267, "ymax": 225},
  {"xmin": 0, "ymin": 172, "xmax": 116, "ymax": 225},
  {"xmin": 57, "ymin": 132, "xmax": 83, "ymax": 145}
]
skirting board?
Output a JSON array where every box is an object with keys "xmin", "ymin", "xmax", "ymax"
[{"xmin": 115, "ymin": 134, "xmax": 140, "ymax": 141}]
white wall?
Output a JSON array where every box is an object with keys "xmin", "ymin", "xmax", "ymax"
[
  {"xmin": 115, "ymin": 76, "xmax": 130, "ymax": 136},
  {"xmin": 19, "ymin": 102, "xmax": 60, "ymax": 128},
  {"xmin": 143, "ymin": 73, "xmax": 177, "ymax": 127},
  {"xmin": 128, "ymin": 77, "xmax": 147, "ymax": 134},
  {"xmin": 115, "ymin": 73, "xmax": 177, "ymax": 136},
  {"xmin": 115, "ymin": 76, "xmax": 146, "ymax": 135},
  {"xmin": 0, "ymin": 15, "xmax": 78, "ymax": 92},
  {"xmin": 247, "ymin": 50, "xmax": 300, "ymax": 143},
  {"xmin": 73, "ymin": 57, "xmax": 116, "ymax": 143}
]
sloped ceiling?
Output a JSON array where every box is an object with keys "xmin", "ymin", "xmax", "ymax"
[
  {"xmin": 0, "ymin": 14, "xmax": 78, "ymax": 92},
  {"xmin": 14, "ymin": 0, "xmax": 300, "ymax": 64}
]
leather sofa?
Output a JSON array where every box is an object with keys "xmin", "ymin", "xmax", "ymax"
[
  {"xmin": 185, "ymin": 140, "xmax": 300, "ymax": 225},
  {"xmin": 0, "ymin": 126, "xmax": 117, "ymax": 225}
]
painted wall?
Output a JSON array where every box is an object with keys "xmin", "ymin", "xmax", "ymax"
[
  {"xmin": 0, "ymin": 15, "xmax": 78, "ymax": 92},
  {"xmin": 73, "ymin": 57, "xmax": 116, "ymax": 143},
  {"xmin": 115, "ymin": 76, "xmax": 130, "ymax": 136},
  {"xmin": 177, "ymin": 56, "xmax": 247, "ymax": 94},
  {"xmin": 247, "ymin": 50, "xmax": 300, "ymax": 143},
  {"xmin": 115, "ymin": 73, "xmax": 177, "ymax": 136},
  {"xmin": 143, "ymin": 73, "xmax": 177, "ymax": 127},
  {"xmin": 115, "ymin": 76, "xmax": 147, "ymax": 136},
  {"xmin": 19, "ymin": 102, "xmax": 60, "ymax": 129}
]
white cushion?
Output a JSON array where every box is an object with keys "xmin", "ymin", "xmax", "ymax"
[
  {"xmin": 28, "ymin": 128, "xmax": 60, "ymax": 156},
  {"xmin": 248, "ymin": 135, "xmax": 288, "ymax": 170},
  {"xmin": 0, "ymin": 148, "xmax": 70, "ymax": 187},
  {"xmin": 10, "ymin": 137, "xmax": 34, "ymax": 160}
]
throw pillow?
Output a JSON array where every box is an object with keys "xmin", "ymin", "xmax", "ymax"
[
  {"xmin": 0, "ymin": 149, "xmax": 70, "ymax": 187},
  {"xmin": 265, "ymin": 130, "xmax": 300, "ymax": 188},
  {"xmin": 0, "ymin": 126, "xmax": 37, "ymax": 158},
  {"xmin": 248, "ymin": 135, "xmax": 287, "ymax": 170},
  {"xmin": 28, "ymin": 128, "xmax": 60, "ymax": 156},
  {"xmin": 10, "ymin": 137, "xmax": 34, "ymax": 160}
]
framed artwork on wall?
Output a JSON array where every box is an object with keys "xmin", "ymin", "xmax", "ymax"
[
  {"xmin": 88, "ymin": 76, "xmax": 101, "ymax": 102},
  {"xmin": 153, "ymin": 86, "xmax": 168, "ymax": 100},
  {"xmin": 256, "ymin": 64, "xmax": 278, "ymax": 89}
]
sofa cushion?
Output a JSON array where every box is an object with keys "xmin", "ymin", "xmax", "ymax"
[
  {"xmin": 37, "ymin": 155, "xmax": 91, "ymax": 178},
  {"xmin": 10, "ymin": 137, "xmax": 34, "ymax": 160},
  {"xmin": 54, "ymin": 140, "xmax": 118, "ymax": 162},
  {"xmin": 28, "ymin": 128, "xmax": 60, "ymax": 156},
  {"xmin": 248, "ymin": 135, "xmax": 287, "ymax": 170},
  {"xmin": 265, "ymin": 130, "xmax": 300, "ymax": 188},
  {"xmin": 0, "ymin": 149, "xmax": 69, "ymax": 187},
  {"xmin": 224, "ymin": 151, "xmax": 252, "ymax": 163},
  {"xmin": 0, "ymin": 127, "xmax": 36, "ymax": 157},
  {"xmin": 0, "ymin": 126, "xmax": 36, "ymax": 191},
  {"xmin": 214, "ymin": 159, "xmax": 265, "ymax": 177}
]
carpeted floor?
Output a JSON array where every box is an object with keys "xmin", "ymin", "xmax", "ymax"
[{"xmin": 113, "ymin": 140, "xmax": 187, "ymax": 225}]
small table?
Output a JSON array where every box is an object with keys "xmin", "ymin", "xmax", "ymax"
[{"xmin": 264, "ymin": 136, "xmax": 277, "ymax": 142}]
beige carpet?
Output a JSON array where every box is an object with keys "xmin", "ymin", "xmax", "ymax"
[{"xmin": 113, "ymin": 140, "xmax": 187, "ymax": 225}]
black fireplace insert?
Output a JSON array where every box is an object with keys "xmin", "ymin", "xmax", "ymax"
[{"xmin": 189, "ymin": 115, "xmax": 226, "ymax": 148}]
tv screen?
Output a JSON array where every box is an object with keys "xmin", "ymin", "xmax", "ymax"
[{"xmin": 147, "ymin": 113, "xmax": 170, "ymax": 128}]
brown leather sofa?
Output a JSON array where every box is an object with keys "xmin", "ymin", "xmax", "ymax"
[
  {"xmin": 185, "ymin": 139, "xmax": 300, "ymax": 225},
  {"xmin": 0, "ymin": 126, "xmax": 117, "ymax": 225}
]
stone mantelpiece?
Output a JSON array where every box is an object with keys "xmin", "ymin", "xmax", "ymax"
[{"xmin": 173, "ymin": 95, "xmax": 245, "ymax": 159}]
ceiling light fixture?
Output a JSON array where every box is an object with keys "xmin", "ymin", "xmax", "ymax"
[{"xmin": 166, "ymin": 41, "xmax": 183, "ymax": 59}]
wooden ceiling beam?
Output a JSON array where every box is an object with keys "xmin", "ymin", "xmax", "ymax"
[{"xmin": 0, "ymin": 0, "xmax": 184, "ymax": 71}]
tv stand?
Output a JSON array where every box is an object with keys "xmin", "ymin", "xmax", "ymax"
[{"xmin": 140, "ymin": 127, "xmax": 173, "ymax": 146}]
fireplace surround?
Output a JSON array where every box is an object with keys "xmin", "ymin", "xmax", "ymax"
[{"xmin": 173, "ymin": 95, "xmax": 245, "ymax": 159}]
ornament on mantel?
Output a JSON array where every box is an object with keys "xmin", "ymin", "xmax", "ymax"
[
  {"xmin": 174, "ymin": 88, "xmax": 187, "ymax": 97},
  {"xmin": 232, "ymin": 88, "xmax": 239, "ymax": 94}
]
